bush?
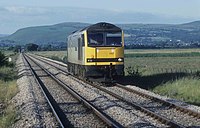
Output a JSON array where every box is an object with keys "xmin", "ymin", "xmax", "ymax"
[
  {"xmin": 126, "ymin": 66, "xmax": 142, "ymax": 77},
  {"xmin": 195, "ymin": 71, "xmax": 200, "ymax": 78},
  {"xmin": 0, "ymin": 51, "xmax": 7, "ymax": 67},
  {"xmin": 62, "ymin": 56, "xmax": 67, "ymax": 63}
]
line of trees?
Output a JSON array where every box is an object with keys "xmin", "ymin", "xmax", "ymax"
[
  {"xmin": 7, "ymin": 43, "xmax": 67, "ymax": 52},
  {"xmin": 0, "ymin": 51, "xmax": 7, "ymax": 66}
]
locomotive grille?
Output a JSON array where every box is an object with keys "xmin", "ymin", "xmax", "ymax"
[{"xmin": 87, "ymin": 58, "xmax": 124, "ymax": 62}]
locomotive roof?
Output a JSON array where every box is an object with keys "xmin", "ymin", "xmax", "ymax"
[
  {"xmin": 84, "ymin": 22, "xmax": 121, "ymax": 32},
  {"xmin": 71, "ymin": 22, "xmax": 121, "ymax": 35}
]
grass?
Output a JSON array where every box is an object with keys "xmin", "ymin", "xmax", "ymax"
[
  {"xmin": 0, "ymin": 80, "xmax": 18, "ymax": 102},
  {"xmin": 125, "ymin": 48, "xmax": 200, "ymax": 54},
  {"xmin": 153, "ymin": 77, "xmax": 200, "ymax": 105},
  {"xmin": 0, "ymin": 80, "xmax": 18, "ymax": 128},
  {"xmin": 0, "ymin": 67, "xmax": 17, "ymax": 81},
  {"xmin": 125, "ymin": 52, "xmax": 200, "ymax": 57},
  {"xmin": 0, "ymin": 106, "xmax": 17, "ymax": 128},
  {"xmin": 124, "ymin": 57, "xmax": 200, "ymax": 76},
  {"xmin": 0, "ymin": 51, "xmax": 18, "ymax": 128},
  {"xmin": 32, "ymin": 51, "xmax": 68, "ymax": 62}
]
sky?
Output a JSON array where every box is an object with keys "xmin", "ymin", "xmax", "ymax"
[{"xmin": 0, "ymin": 0, "xmax": 200, "ymax": 34}]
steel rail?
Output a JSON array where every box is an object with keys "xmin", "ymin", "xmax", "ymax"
[
  {"xmin": 83, "ymin": 81, "xmax": 185, "ymax": 128},
  {"xmin": 27, "ymin": 53, "xmax": 184, "ymax": 128},
  {"xmin": 25, "ymin": 53, "xmax": 123, "ymax": 128},
  {"xmin": 22, "ymin": 53, "xmax": 73, "ymax": 128},
  {"xmin": 30, "ymin": 53, "xmax": 200, "ymax": 119},
  {"xmin": 115, "ymin": 83, "xmax": 200, "ymax": 118}
]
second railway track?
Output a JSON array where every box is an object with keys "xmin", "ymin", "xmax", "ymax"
[
  {"xmin": 25, "ymin": 53, "xmax": 200, "ymax": 127},
  {"xmin": 23, "ymin": 54, "xmax": 117, "ymax": 127}
]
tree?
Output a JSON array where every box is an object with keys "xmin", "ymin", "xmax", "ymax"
[
  {"xmin": 0, "ymin": 51, "xmax": 7, "ymax": 66},
  {"xmin": 25, "ymin": 43, "xmax": 39, "ymax": 51},
  {"xmin": 13, "ymin": 45, "xmax": 21, "ymax": 53}
]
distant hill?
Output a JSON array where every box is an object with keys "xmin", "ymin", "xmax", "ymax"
[
  {"xmin": 0, "ymin": 34, "xmax": 9, "ymax": 38},
  {"xmin": 179, "ymin": 21, "xmax": 200, "ymax": 29},
  {"xmin": 1, "ymin": 21, "xmax": 200, "ymax": 48},
  {"xmin": 0, "ymin": 22, "xmax": 89, "ymax": 45},
  {"xmin": 118, "ymin": 21, "xmax": 200, "ymax": 47}
]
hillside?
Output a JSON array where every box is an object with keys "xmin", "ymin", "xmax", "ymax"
[
  {"xmin": 118, "ymin": 21, "xmax": 200, "ymax": 48},
  {"xmin": 0, "ymin": 22, "xmax": 89, "ymax": 45},
  {"xmin": 1, "ymin": 21, "xmax": 200, "ymax": 48},
  {"xmin": 0, "ymin": 34, "xmax": 9, "ymax": 38}
]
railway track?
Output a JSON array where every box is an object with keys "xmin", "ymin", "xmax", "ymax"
[
  {"xmin": 23, "ymin": 54, "xmax": 119, "ymax": 128},
  {"xmin": 25, "ymin": 53, "xmax": 200, "ymax": 127},
  {"xmin": 22, "ymin": 54, "xmax": 72, "ymax": 128},
  {"xmin": 102, "ymin": 83, "xmax": 200, "ymax": 127}
]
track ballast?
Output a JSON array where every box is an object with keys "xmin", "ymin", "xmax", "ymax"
[{"xmin": 24, "ymin": 53, "xmax": 200, "ymax": 127}]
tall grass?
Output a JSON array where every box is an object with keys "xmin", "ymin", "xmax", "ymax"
[
  {"xmin": 0, "ymin": 67, "xmax": 17, "ymax": 81},
  {"xmin": 153, "ymin": 77, "xmax": 200, "ymax": 105},
  {"xmin": 0, "ymin": 80, "xmax": 18, "ymax": 128},
  {"xmin": 0, "ymin": 80, "xmax": 18, "ymax": 103},
  {"xmin": 0, "ymin": 51, "xmax": 18, "ymax": 128},
  {"xmin": 0, "ymin": 72, "xmax": 18, "ymax": 128},
  {"xmin": 0, "ymin": 106, "xmax": 16, "ymax": 128}
]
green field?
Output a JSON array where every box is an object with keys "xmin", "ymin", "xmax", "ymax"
[
  {"xmin": 125, "ymin": 57, "xmax": 200, "ymax": 75},
  {"xmin": 125, "ymin": 49, "xmax": 200, "ymax": 54},
  {"xmin": 31, "ymin": 51, "xmax": 67, "ymax": 62},
  {"xmin": 33, "ymin": 49, "xmax": 200, "ymax": 105}
]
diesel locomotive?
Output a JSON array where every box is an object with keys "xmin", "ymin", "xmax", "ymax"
[{"xmin": 67, "ymin": 22, "xmax": 124, "ymax": 82}]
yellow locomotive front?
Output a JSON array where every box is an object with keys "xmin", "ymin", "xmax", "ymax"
[{"xmin": 84, "ymin": 23, "xmax": 124, "ymax": 81}]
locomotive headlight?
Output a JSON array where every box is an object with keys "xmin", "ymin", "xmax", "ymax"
[
  {"xmin": 87, "ymin": 59, "xmax": 93, "ymax": 62},
  {"xmin": 111, "ymin": 49, "xmax": 114, "ymax": 53},
  {"xmin": 118, "ymin": 58, "xmax": 123, "ymax": 62}
]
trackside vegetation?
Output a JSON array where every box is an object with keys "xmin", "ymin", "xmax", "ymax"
[
  {"xmin": 125, "ymin": 52, "xmax": 200, "ymax": 58},
  {"xmin": 0, "ymin": 51, "xmax": 18, "ymax": 128},
  {"xmin": 153, "ymin": 76, "xmax": 200, "ymax": 105}
]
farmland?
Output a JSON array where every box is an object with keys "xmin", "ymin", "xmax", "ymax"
[{"xmin": 33, "ymin": 48, "xmax": 200, "ymax": 105}]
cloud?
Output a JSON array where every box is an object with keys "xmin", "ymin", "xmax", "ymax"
[
  {"xmin": 4, "ymin": 6, "xmax": 49, "ymax": 15},
  {"xmin": 0, "ymin": 6, "xmax": 197, "ymax": 34}
]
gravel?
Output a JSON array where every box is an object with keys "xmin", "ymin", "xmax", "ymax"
[
  {"xmin": 114, "ymin": 85, "xmax": 200, "ymax": 127},
  {"xmin": 12, "ymin": 54, "xmax": 58, "ymax": 128},
  {"xmin": 29, "ymin": 53, "xmax": 200, "ymax": 127},
  {"xmin": 27, "ymin": 56, "xmax": 107, "ymax": 127},
  {"xmin": 30, "ymin": 55, "xmax": 169, "ymax": 128},
  {"xmin": 125, "ymin": 85, "xmax": 200, "ymax": 113}
]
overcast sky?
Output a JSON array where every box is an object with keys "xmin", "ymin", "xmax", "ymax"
[{"xmin": 0, "ymin": 0, "xmax": 200, "ymax": 34}]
